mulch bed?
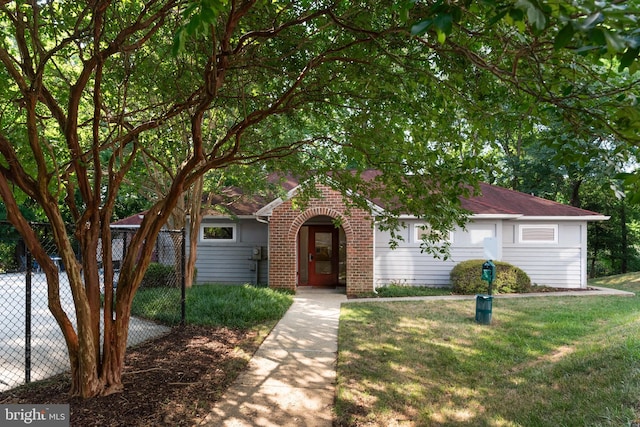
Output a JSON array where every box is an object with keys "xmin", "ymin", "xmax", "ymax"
[{"xmin": 0, "ymin": 325, "xmax": 260, "ymax": 426}]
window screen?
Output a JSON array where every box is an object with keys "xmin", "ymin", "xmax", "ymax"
[
  {"xmin": 201, "ymin": 224, "xmax": 236, "ymax": 242},
  {"xmin": 519, "ymin": 225, "xmax": 557, "ymax": 243}
]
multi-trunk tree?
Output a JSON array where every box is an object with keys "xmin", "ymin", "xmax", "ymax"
[{"xmin": 0, "ymin": 1, "xmax": 637, "ymax": 398}]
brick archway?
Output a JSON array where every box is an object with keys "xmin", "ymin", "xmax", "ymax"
[
  {"xmin": 267, "ymin": 185, "xmax": 374, "ymax": 297},
  {"xmin": 287, "ymin": 207, "xmax": 354, "ymax": 242}
]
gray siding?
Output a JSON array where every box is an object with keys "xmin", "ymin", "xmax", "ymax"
[{"xmin": 189, "ymin": 218, "xmax": 269, "ymax": 285}]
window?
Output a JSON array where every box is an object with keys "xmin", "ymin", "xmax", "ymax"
[
  {"xmin": 414, "ymin": 224, "xmax": 453, "ymax": 244},
  {"xmin": 470, "ymin": 228, "xmax": 494, "ymax": 245},
  {"xmin": 201, "ymin": 224, "xmax": 236, "ymax": 242},
  {"xmin": 519, "ymin": 225, "xmax": 557, "ymax": 244}
]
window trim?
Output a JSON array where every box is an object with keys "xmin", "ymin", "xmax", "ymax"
[
  {"xmin": 469, "ymin": 228, "xmax": 495, "ymax": 245},
  {"xmin": 414, "ymin": 223, "xmax": 453, "ymax": 244},
  {"xmin": 518, "ymin": 224, "xmax": 558, "ymax": 244},
  {"xmin": 200, "ymin": 223, "xmax": 237, "ymax": 243}
]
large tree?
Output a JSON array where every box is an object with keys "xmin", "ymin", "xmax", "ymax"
[{"xmin": 0, "ymin": 1, "xmax": 637, "ymax": 398}]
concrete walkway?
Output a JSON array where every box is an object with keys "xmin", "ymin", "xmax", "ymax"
[
  {"xmin": 341, "ymin": 285, "xmax": 635, "ymax": 305},
  {"xmin": 200, "ymin": 287, "xmax": 346, "ymax": 427},
  {"xmin": 200, "ymin": 285, "xmax": 633, "ymax": 426}
]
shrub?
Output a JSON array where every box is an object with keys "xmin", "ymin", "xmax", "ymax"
[
  {"xmin": 140, "ymin": 262, "xmax": 177, "ymax": 288},
  {"xmin": 450, "ymin": 259, "xmax": 531, "ymax": 295},
  {"xmin": 0, "ymin": 242, "xmax": 17, "ymax": 273}
]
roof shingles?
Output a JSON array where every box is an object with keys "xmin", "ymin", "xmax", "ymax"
[
  {"xmin": 465, "ymin": 183, "xmax": 602, "ymax": 217},
  {"xmin": 192, "ymin": 174, "xmax": 605, "ymax": 219}
]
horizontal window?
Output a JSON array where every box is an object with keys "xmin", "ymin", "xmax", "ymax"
[
  {"xmin": 470, "ymin": 228, "xmax": 494, "ymax": 245},
  {"xmin": 414, "ymin": 224, "xmax": 453, "ymax": 244},
  {"xmin": 519, "ymin": 225, "xmax": 557, "ymax": 244},
  {"xmin": 200, "ymin": 224, "xmax": 236, "ymax": 242}
]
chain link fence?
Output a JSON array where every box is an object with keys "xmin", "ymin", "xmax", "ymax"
[{"xmin": 0, "ymin": 221, "xmax": 184, "ymax": 392}]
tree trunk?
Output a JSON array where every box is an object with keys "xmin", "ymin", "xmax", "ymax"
[
  {"xmin": 569, "ymin": 178, "xmax": 583, "ymax": 207},
  {"xmin": 185, "ymin": 175, "xmax": 204, "ymax": 288},
  {"xmin": 185, "ymin": 218, "xmax": 201, "ymax": 288},
  {"xmin": 620, "ymin": 200, "xmax": 628, "ymax": 273},
  {"xmin": 98, "ymin": 300, "xmax": 133, "ymax": 396}
]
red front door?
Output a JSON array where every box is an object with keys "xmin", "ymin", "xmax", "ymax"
[{"xmin": 307, "ymin": 226, "xmax": 339, "ymax": 287}]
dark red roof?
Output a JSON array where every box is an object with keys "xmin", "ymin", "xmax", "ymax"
[
  {"xmin": 201, "ymin": 187, "xmax": 274, "ymax": 217},
  {"xmin": 111, "ymin": 211, "xmax": 147, "ymax": 227},
  {"xmin": 200, "ymin": 174, "xmax": 300, "ymax": 217},
  {"xmin": 463, "ymin": 183, "xmax": 602, "ymax": 217},
  {"xmin": 191, "ymin": 172, "xmax": 606, "ymax": 219}
]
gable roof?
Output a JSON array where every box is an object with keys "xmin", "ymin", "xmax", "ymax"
[
  {"xmin": 199, "ymin": 172, "xmax": 607, "ymax": 221},
  {"xmin": 111, "ymin": 211, "xmax": 147, "ymax": 227},
  {"xmin": 201, "ymin": 175, "xmax": 300, "ymax": 217},
  {"xmin": 462, "ymin": 183, "xmax": 606, "ymax": 219}
]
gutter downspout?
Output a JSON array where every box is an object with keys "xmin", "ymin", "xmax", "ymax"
[
  {"xmin": 256, "ymin": 215, "xmax": 270, "ymax": 286},
  {"xmin": 372, "ymin": 219, "xmax": 378, "ymax": 295}
]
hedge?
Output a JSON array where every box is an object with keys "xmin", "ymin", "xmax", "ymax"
[
  {"xmin": 450, "ymin": 259, "xmax": 531, "ymax": 294},
  {"xmin": 139, "ymin": 262, "xmax": 178, "ymax": 288}
]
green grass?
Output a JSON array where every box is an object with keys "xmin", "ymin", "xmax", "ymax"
[
  {"xmin": 336, "ymin": 273, "xmax": 640, "ymax": 426},
  {"xmin": 358, "ymin": 285, "xmax": 454, "ymax": 298},
  {"xmin": 588, "ymin": 272, "xmax": 640, "ymax": 293},
  {"xmin": 131, "ymin": 284, "xmax": 294, "ymax": 328}
]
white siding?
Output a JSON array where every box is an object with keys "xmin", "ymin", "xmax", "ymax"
[
  {"xmin": 374, "ymin": 220, "xmax": 497, "ymax": 287},
  {"xmin": 374, "ymin": 219, "xmax": 588, "ymax": 289},
  {"xmin": 502, "ymin": 221, "xmax": 585, "ymax": 288}
]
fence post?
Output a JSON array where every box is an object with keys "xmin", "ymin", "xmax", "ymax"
[
  {"xmin": 181, "ymin": 228, "xmax": 186, "ymax": 325},
  {"xmin": 25, "ymin": 249, "xmax": 32, "ymax": 384}
]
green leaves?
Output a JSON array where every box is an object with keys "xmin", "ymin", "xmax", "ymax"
[
  {"xmin": 620, "ymin": 47, "xmax": 640, "ymax": 73},
  {"xmin": 410, "ymin": 1, "xmax": 461, "ymax": 43},
  {"xmin": 554, "ymin": 23, "xmax": 574, "ymax": 50},
  {"xmin": 514, "ymin": 0, "xmax": 547, "ymax": 32},
  {"xmin": 581, "ymin": 11, "xmax": 605, "ymax": 31},
  {"xmin": 172, "ymin": 0, "xmax": 228, "ymax": 55},
  {"xmin": 410, "ymin": 0, "xmax": 639, "ymax": 71},
  {"xmin": 552, "ymin": 3, "xmax": 639, "ymax": 71},
  {"xmin": 412, "ymin": 13, "xmax": 453, "ymax": 43}
]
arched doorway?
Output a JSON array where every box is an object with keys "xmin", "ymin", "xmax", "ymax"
[
  {"xmin": 297, "ymin": 216, "xmax": 346, "ymax": 287},
  {"xmin": 268, "ymin": 187, "xmax": 373, "ymax": 296}
]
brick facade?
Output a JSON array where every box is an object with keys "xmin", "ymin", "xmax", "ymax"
[{"xmin": 268, "ymin": 184, "xmax": 374, "ymax": 297}]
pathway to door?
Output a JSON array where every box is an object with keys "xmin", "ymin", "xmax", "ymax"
[{"xmin": 200, "ymin": 287, "xmax": 346, "ymax": 426}]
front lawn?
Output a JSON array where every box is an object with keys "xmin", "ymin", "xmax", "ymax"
[
  {"xmin": 132, "ymin": 283, "xmax": 294, "ymax": 328},
  {"xmin": 356, "ymin": 285, "xmax": 454, "ymax": 298},
  {"xmin": 336, "ymin": 274, "xmax": 640, "ymax": 426}
]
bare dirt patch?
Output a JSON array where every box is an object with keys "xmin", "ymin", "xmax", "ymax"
[{"xmin": 0, "ymin": 325, "xmax": 262, "ymax": 426}]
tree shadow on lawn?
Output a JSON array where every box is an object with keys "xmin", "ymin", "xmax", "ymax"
[{"xmin": 335, "ymin": 297, "xmax": 640, "ymax": 426}]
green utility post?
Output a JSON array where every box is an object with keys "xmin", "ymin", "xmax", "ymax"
[{"xmin": 476, "ymin": 260, "xmax": 495, "ymax": 325}]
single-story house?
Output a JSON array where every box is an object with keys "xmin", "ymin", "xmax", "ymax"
[{"xmin": 191, "ymin": 171, "xmax": 608, "ymax": 296}]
